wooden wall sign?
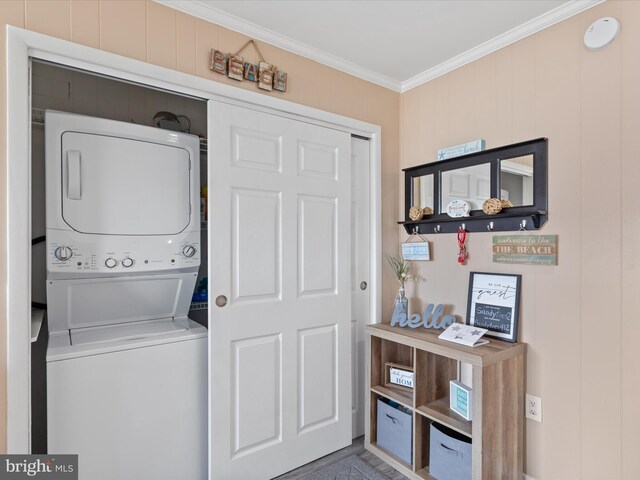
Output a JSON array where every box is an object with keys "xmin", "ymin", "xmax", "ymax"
[
  {"xmin": 209, "ymin": 49, "xmax": 227, "ymax": 75},
  {"xmin": 401, "ymin": 241, "xmax": 430, "ymax": 261},
  {"xmin": 244, "ymin": 62, "xmax": 258, "ymax": 82},
  {"xmin": 258, "ymin": 61, "xmax": 274, "ymax": 91},
  {"xmin": 209, "ymin": 40, "xmax": 288, "ymax": 94},
  {"xmin": 228, "ymin": 54, "xmax": 244, "ymax": 81},
  {"xmin": 274, "ymin": 70, "xmax": 287, "ymax": 92},
  {"xmin": 492, "ymin": 235, "xmax": 557, "ymax": 266}
]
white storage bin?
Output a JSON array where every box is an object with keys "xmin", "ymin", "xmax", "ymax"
[
  {"xmin": 429, "ymin": 422, "xmax": 472, "ymax": 480},
  {"xmin": 376, "ymin": 398, "xmax": 412, "ymax": 464}
]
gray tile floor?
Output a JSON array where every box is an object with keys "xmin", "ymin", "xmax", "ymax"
[{"xmin": 274, "ymin": 436, "xmax": 408, "ymax": 480}]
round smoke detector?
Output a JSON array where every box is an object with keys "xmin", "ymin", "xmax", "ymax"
[{"xmin": 584, "ymin": 17, "xmax": 620, "ymax": 50}]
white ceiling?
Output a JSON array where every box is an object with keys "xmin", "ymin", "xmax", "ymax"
[{"xmin": 159, "ymin": 0, "xmax": 603, "ymax": 92}]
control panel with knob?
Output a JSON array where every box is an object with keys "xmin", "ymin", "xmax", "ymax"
[
  {"xmin": 121, "ymin": 257, "xmax": 134, "ymax": 268},
  {"xmin": 46, "ymin": 232, "xmax": 200, "ymax": 274},
  {"xmin": 54, "ymin": 246, "xmax": 73, "ymax": 261}
]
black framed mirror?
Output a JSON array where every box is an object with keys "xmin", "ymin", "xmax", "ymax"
[{"xmin": 401, "ymin": 138, "xmax": 548, "ymax": 233}]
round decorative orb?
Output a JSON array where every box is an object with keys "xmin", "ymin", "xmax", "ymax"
[
  {"xmin": 409, "ymin": 206, "xmax": 424, "ymax": 221},
  {"xmin": 422, "ymin": 207, "xmax": 434, "ymax": 216},
  {"xmin": 500, "ymin": 199, "xmax": 513, "ymax": 209},
  {"xmin": 482, "ymin": 198, "xmax": 503, "ymax": 215}
]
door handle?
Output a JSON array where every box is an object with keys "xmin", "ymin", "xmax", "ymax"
[
  {"xmin": 67, "ymin": 150, "xmax": 81, "ymax": 200},
  {"xmin": 360, "ymin": 281, "xmax": 368, "ymax": 291},
  {"xmin": 215, "ymin": 295, "xmax": 228, "ymax": 307}
]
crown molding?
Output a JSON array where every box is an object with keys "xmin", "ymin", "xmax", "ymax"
[
  {"xmin": 156, "ymin": 0, "xmax": 604, "ymax": 95},
  {"xmin": 155, "ymin": 0, "xmax": 403, "ymax": 92},
  {"xmin": 400, "ymin": 0, "xmax": 605, "ymax": 92}
]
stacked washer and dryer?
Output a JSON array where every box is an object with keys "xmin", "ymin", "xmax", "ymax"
[{"xmin": 44, "ymin": 111, "xmax": 207, "ymax": 479}]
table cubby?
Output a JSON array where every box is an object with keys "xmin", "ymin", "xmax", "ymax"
[{"xmin": 365, "ymin": 324, "xmax": 525, "ymax": 479}]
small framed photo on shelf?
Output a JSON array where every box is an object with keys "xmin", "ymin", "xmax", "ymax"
[
  {"xmin": 384, "ymin": 362, "xmax": 414, "ymax": 390},
  {"xmin": 466, "ymin": 271, "xmax": 521, "ymax": 343},
  {"xmin": 450, "ymin": 380, "xmax": 472, "ymax": 420}
]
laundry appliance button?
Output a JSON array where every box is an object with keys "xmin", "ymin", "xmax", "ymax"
[
  {"xmin": 182, "ymin": 245, "xmax": 197, "ymax": 258},
  {"xmin": 121, "ymin": 257, "xmax": 134, "ymax": 268},
  {"xmin": 105, "ymin": 258, "xmax": 118, "ymax": 268}
]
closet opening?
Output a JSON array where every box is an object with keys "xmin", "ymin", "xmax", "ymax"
[{"xmin": 30, "ymin": 60, "xmax": 209, "ymax": 470}]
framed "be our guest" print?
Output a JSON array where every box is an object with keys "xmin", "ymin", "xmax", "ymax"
[{"xmin": 465, "ymin": 272, "xmax": 521, "ymax": 343}]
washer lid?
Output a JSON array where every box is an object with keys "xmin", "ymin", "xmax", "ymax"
[
  {"xmin": 61, "ymin": 131, "xmax": 191, "ymax": 235},
  {"xmin": 46, "ymin": 273, "xmax": 196, "ymax": 333}
]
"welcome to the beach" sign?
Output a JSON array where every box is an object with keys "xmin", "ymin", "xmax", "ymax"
[{"xmin": 492, "ymin": 235, "xmax": 557, "ymax": 266}]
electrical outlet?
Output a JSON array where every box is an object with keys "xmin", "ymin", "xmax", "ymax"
[{"xmin": 525, "ymin": 393, "xmax": 542, "ymax": 422}]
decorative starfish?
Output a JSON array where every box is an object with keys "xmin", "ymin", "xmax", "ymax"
[
  {"xmin": 451, "ymin": 325, "xmax": 461, "ymax": 331},
  {"xmin": 455, "ymin": 335, "xmax": 463, "ymax": 340},
  {"xmin": 471, "ymin": 330, "xmax": 482, "ymax": 336}
]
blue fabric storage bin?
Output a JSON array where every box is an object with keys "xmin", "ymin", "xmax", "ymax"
[
  {"xmin": 429, "ymin": 422, "xmax": 472, "ymax": 480},
  {"xmin": 376, "ymin": 398, "xmax": 412, "ymax": 464}
]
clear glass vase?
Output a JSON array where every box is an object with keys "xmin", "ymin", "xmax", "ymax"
[{"xmin": 391, "ymin": 284, "xmax": 408, "ymax": 325}]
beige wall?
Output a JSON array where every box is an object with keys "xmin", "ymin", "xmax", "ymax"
[
  {"xmin": 0, "ymin": 0, "xmax": 400, "ymax": 453},
  {"xmin": 400, "ymin": 1, "xmax": 640, "ymax": 478}
]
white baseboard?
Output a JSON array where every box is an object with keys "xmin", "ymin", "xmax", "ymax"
[{"xmin": 524, "ymin": 474, "xmax": 537, "ymax": 480}]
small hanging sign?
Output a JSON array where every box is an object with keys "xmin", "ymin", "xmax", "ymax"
[
  {"xmin": 208, "ymin": 40, "xmax": 288, "ymax": 94},
  {"xmin": 401, "ymin": 242, "xmax": 430, "ymax": 261},
  {"xmin": 243, "ymin": 62, "xmax": 258, "ymax": 82},
  {"xmin": 274, "ymin": 69, "xmax": 287, "ymax": 92},
  {"xmin": 492, "ymin": 235, "xmax": 557, "ymax": 265},
  {"xmin": 401, "ymin": 230, "xmax": 430, "ymax": 261},
  {"xmin": 438, "ymin": 139, "xmax": 485, "ymax": 160},
  {"xmin": 258, "ymin": 61, "xmax": 275, "ymax": 91},
  {"xmin": 209, "ymin": 49, "xmax": 227, "ymax": 75},
  {"xmin": 227, "ymin": 53, "xmax": 244, "ymax": 81}
]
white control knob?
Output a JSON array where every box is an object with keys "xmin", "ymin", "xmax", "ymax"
[
  {"xmin": 54, "ymin": 246, "xmax": 73, "ymax": 261},
  {"xmin": 182, "ymin": 245, "xmax": 197, "ymax": 258},
  {"xmin": 122, "ymin": 257, "xmax": 134, "ymax": 268},
  {"xmin": 105, "ymin": 258, "xmax": 117, "ymax": 268}
]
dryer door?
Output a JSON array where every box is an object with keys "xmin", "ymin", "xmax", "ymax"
[{"xmin": 61, "ymin": 132, "xmax": 191, "ymax": 235}]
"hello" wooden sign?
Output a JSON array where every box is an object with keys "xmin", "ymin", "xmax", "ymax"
[{"xmin": 391, "ymin": 303, "xmax": 455, "ymax": 330}]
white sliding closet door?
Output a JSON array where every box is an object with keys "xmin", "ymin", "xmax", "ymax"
[{"xmin": 208, "ymin": 101, "xmax": 352, "ymax": 479}]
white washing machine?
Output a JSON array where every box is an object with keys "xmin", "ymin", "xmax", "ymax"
[{"xmin": 44, "ymin": 111, "xmax": 207, "ymax": 480}]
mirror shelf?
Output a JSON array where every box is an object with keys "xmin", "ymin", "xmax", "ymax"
[{"xmin": 400, "ymin": 138, "xmax": 548, "ymax": 234}]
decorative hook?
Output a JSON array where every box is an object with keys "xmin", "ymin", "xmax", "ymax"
[
  {"xmin": 434, "ymin": 225, "xmax": 441, "ymax": 233},
  {"xmin": 412, "ymin": 226, "xmax": 419, "ymax": 235},
  {"xmin": 519, "ymin": 219, "xmax": 527, "ymax": 231},
  {"xmin": 487, "ymin": 221, "xmax": 494, "ymax": 232},
  {"xmin": 459, "ymin": 223, "xmax": 466, "ymax": 231}
]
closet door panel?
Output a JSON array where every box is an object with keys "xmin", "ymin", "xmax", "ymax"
[{"xmin": 209, "ymin": 100, "xmax": 351, "ymax": 479}]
